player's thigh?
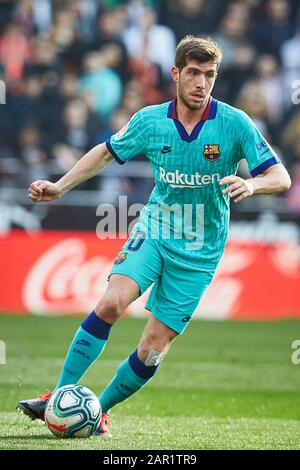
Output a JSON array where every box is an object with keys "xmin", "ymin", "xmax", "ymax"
[
  {"xmin": 109, "ymin": 228, "xmax": 163, "ymax": 295},
  {"xmin": 146, "ymin": 257, "xmax": 215, "ymax": 334}
]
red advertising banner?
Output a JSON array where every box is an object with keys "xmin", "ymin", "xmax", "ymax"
[{"xmin": 1, "ymin": 230, "xmax": 299, "ymax": 319}]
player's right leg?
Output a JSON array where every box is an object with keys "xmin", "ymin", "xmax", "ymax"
[
  {"xmin": 17, "ymin": 228, "xmax": 163, "ymax": 422},
  {"xmin": 17, "ymin": 274, "xmax": 140, "ymax": 421}
]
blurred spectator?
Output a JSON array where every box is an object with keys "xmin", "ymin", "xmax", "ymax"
[
  {"xmin": 253, "ymin": 0, "xmax": 295, "ymax": 58},
  {"xmin": 213, "ymin": 2, "xmax": 253, "ymax": 70},
  {"xmin": 164, "ymin": 0, "xmax": 213, "ymax": 41},
  {"xmin": 122, "ymin": 6, "xmax": 176, "ymax": 78},
  {"xmin": 69, "ymin": 0, "xmax": 98, "ymax": 42},
  {"xmin": 128, "ymin": 33, "xmax": 164, "ymax": 105},
  {"xmin": 78, "ymin": 48, "xmax": 122, "ymax": 119},
  {"xmin": 10, "ymin": 73, "xmax": 58, "ymax": 140},
  {"xmin": 253, "ymin": 54, "xmax": 285, "ymax": 127},
  {"xmin": 237, "ymin": 54, "xmax": 285, "ymax": 130},
  {"xmin": 11, "ymin": 74, "xmax": 45, "ymax": 130},
  {"xmin": 14, "ymin": 0, "xmax": 52, "ymax": 35},
  {"xmin": 0, "ymin": 23, "xmax": 32, "ymax": 81},
  {"xmin": 60, "ymin": 72, "xmax": 79, "ymax": 101},
  {"xmin": 50, "ymin": 7, "xmax": 77, "ymax": 54},
  {"xmin": 281, "ymin": 26, "xmax": 300, "ymax": 108},
  {"xmin": 236, "ymin": 81, "xmax": 270, "ymax": 134},
  {"xmin": 13, "ymin": 0, "xmax": 35, "ymax": 37},
  {"xmin": 281, "ymin": 27, "xmax": 300, "ymax": 73},
  {"xmin": 18, "ymin": 124, "xmax": 49, "ymax": 185},
  {"xmin": 0, "ymin": 2, "xmax": 14, "ymax": 36},
  {"xmin": 129, "ymin": 56, "xmax": 164, "ymax": 105},
  {"xmin": 281, "ymin": 110, "xmax": 300, "ymax": 149},
  {"xmin": 122, "ymin": 79, "xmax": 145, "ymax": 115},
  {"xmin": 57, "ymin": 97, "xmax": 100, "ymax": 152},
  {"xmin": 216, "ymin": 42, "xmax": 256, "ymax": 102},
  {"xmin": 32, "ymin": 0, "xmax": 52, "ymax": 33},
  {"xmin": 92, "ymin": 6, "xmax": 129, "ymax": 83},
  {"xmin": 29, "ymin": 36, "xmax": 59, "ymax": 76}
]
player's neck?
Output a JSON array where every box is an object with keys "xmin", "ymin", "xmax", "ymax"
[{"xmin": 176, "ymin": 95, "xmax": 210, "ymax": 127}]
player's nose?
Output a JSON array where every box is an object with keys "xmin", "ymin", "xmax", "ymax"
[{"xmin": 195, "ymin": 74, "xmax": 206, "ymax": 89}]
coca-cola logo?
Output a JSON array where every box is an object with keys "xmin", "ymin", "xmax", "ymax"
[{"xmin": 23, "ymin": 238, "xmax": 113, "ymax": 314}]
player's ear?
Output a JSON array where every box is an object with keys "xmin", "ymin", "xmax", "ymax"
[{"xmin": 171, "ymin": 66, "xmax": 179, "ymax": 82}]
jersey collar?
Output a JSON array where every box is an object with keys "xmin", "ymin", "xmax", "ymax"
[{"xmin": 167, "ymin": 96, "xmax": 218, "ymax": 143}]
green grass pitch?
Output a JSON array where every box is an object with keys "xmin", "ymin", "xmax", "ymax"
[{"xmin": 0, "ymin": 315, "xmax": 300, "ymax": 450}]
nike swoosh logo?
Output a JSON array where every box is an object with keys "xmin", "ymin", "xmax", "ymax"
[
  {"xmin": 76, "ymin": 340, "xmax": 92, "ymax": 347},
  {"xmin": 161, "ymin": 147, "xmax": 172, "ymax": 154}
]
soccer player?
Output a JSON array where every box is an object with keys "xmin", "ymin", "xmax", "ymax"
[{"xmin": 18, "ymin": 36, "xmax": 291, "ymax": 437}]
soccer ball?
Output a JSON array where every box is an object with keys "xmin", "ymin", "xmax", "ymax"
[{"xmin": 45, "ymin": 384, "xmax": 101, "ymax": 438}]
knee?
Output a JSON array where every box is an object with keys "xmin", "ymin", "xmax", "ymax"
[{"xmin": 95, "ymin": 295, "xmax": 123, "ymax": 323}]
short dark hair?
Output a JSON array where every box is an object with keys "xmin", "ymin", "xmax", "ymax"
[{"xmin": 175, "ymin": 35, "xmax": 223, "ymax": 71}]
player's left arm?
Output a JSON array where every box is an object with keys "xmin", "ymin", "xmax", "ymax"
[
  {"xmin": 221, "ymin": 110, "xmax": 291, "ymax": 203},
  {"xmin": 219, "ymin": 163, "xmax": 291, "ymax": 203}
]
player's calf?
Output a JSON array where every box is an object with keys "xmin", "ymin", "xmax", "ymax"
[
  {"xmin": 98, "ymin": 316, "xmax": 178, "ymax": 414},
  {"xmin": 137, "ymin": 315, "xmax": 178, "ymax": 363}
]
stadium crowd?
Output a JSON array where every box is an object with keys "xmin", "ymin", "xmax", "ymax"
[{"xmin": 0, "ymin": 0, "xmax": 300, "ymax": 211}]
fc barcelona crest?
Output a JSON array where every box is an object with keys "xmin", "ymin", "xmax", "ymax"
[
  {"xmin": 203, "ymin": 144, "xmax": 221, "ymax": 162},
  {"xmin": 114, "ymin": 252, "xmax": 128, "ymax": 265}
]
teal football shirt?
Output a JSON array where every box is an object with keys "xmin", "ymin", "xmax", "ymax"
[{"xmin": 106, "ymin": 97, "xmax": 280, "ymax": 270}]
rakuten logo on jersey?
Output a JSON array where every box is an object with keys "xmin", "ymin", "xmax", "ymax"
[{"xmin": 159, "ymin": 167, "xmax": 220, "ymax": 188}]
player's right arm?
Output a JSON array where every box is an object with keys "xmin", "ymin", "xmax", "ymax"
[
  {"xmin": 28, "ymin": 143, "xmax": 114, "ymax": 202},
  {"xmin": 28, "ymin": 109, "xmax": 146, "ymax": 202}
]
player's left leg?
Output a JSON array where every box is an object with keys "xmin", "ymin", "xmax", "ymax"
[
  {"xmin": 17, "ymin": 228, "xmax": 163, "ymax": 424},
  {"xmin": 98, "ymin": 314, "xmax": 178, "ymax": 430},
  {"xmin": 97, "ymin": 253, "xmax": 215, "ymax": 436}
]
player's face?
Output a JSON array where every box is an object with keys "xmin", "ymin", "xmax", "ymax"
[{"xmin": 172, "ymin": 59, "xmax": 218, "ymax": 111}]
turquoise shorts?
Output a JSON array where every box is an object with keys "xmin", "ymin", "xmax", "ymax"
[{"xmin": 109, "ymin": 230, "xmax": 215, "ymax": 334}]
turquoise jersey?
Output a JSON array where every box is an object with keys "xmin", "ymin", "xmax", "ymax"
[{"xmin": 106, "ymin": 97, "xmax": 280, "ymax": 270}]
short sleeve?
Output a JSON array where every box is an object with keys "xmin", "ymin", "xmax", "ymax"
[
  {"xmin": 237, "ymin": 111, "xmax": 281, "ymax": 177},
  {"xmin": 106, "ymin": 110, "xmax": 146, "ymax": 164}
]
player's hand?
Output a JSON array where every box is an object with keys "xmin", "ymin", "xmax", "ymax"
[
  {"xmin": 219, "ymin": 175, "xmax": 255, "ymax": 203},
  {"xmin": 27, "ymin": 180, "xmax": 62, "ymax": 202}
]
